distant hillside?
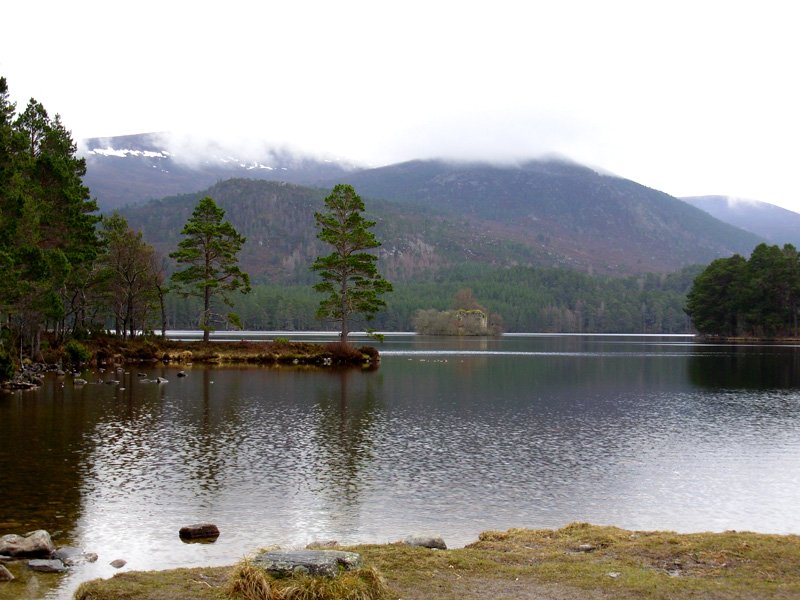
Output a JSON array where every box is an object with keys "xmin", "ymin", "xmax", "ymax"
[
  {"xmin": 81, "ymin": 133, "xmax": 354, "ymax": 210},
  {"xmin": 327, "ymin": 159, "xmax": 764, "ymax": 273},
  {"xmin": 683, "ymin": 195, "xmax": 800, "ymax": 247},
  {"xmin": 119, "ymin": 170, "xmax": 761, "ymax": 286}
]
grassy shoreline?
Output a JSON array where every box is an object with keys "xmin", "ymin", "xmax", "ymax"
[{"xmin": 72, "ymin": 523, "xmax": 800, "ymax": 599}]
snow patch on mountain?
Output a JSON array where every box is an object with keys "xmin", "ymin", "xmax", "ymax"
[{"xmin": 88, "ymin": 147, "xmax": 171, "ymax": 159}]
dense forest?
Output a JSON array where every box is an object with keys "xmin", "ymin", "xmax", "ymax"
[
  {"xmin": 685, "ymin": 243, "xmax": 800, "ymax": 338},
  {"xmin": 165, "ymin": 264, "xmax": 699, "ymax": 334}
]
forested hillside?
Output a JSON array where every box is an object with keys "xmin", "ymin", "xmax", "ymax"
[
  {"xmin": 330, "ymin": 159, "xmax": 763, "ymax": 274},
  {"xmin": 120, "ymin": 178, "xmax": 549, "ymax": 284},
  {"xmin": 116, "ymin": 176, "xmax": 754, "ymax": 333}
]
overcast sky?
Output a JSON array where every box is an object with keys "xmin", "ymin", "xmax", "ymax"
[{"xmin": 2, "ymin": 1, "xmax": 799, "ymax": 210}]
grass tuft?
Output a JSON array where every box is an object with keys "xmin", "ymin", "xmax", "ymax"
[{"xmin": 226, "ymin": 561, "xmax": 389, "ymax": 600}]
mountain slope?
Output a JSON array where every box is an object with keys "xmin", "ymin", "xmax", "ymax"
[
  {"xmin": 683, "ymin": 195, "xmax": 800, "ymax": 247},
  {"xmin": 327, "ymin": 159, "xmax": 764, "ymax": 273},
  {"xmin": 82, "ymin": 133, "xmax": 354, "ymax": 210}
]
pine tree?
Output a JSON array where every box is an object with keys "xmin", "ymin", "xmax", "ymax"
[
  {"xmin": 169, "ymin": 196, "xmax": 250, "ymax": 342},
  {"xmin": 310, "ymin": 184, "xmax": 392, "ymax": 341}
]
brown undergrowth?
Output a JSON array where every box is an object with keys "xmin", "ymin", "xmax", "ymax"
[{"xmin": 83, "ymin": 335, "xmax": 378, "ymax": 368}]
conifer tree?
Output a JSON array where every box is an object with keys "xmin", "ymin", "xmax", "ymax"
[
  {"xmin": 311, "ymin": 184, "xmax": 392, "ymax": 341},
  {"xmin": 170, "ymin": 196, "xmax": 250, "ymax": 342}
]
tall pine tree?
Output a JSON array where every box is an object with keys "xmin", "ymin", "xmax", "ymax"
[
  {"xmin": 311, "ymin": 184, "xmax": 392, "ymax": 341},
  {"xmin": 169, "ymin": 196, "xmax": 250, "ymax": 342}
]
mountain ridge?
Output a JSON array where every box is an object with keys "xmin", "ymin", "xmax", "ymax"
[
  {"xmin": 85, "ymin": 133, "xmax": 766, "ymax": 279},
  {"xmin": 682, "ymin": 195, "xmax": 800, "ymax": 248}
]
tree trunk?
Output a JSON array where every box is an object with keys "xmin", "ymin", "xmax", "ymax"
[
  {"xmin": 158, "ymin": 284, "xmax": 167, "ymax": 337},
  {"xmin": 203, "ymin": 284, "xmax": 211, "ymax": 343}
]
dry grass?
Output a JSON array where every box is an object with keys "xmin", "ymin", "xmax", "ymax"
[{"xmin": 227, "ymin": 560, "xmax": 390, "ymax": 600}]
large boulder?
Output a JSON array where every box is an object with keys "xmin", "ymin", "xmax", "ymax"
[
  {"xmin": 253, "ymin": 550, "xmax": 362, "ymax": 578},
  {"xmin": 0, "ymin": 530, "xmax": 55, "ymax": 558}
]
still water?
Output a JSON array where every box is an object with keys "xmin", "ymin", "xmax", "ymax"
[{"xmin": 2, "ymin": 333, "xmax": 800, "ymax": 598}]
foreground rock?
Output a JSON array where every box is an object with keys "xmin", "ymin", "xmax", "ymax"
[
  {"xmin": 0, "ymin": 530, "xmax": 55, "ymax": 557},
  {"xmin": 404, "ymin": 534, "xmax": 447, "ymax": 550},
  {"xmin": 178, "ymin": 523, "xmax": 220, "ymax": 541},
  {"xmin": 253, "ymin": 550, "xmax": 362, "ymax": 578}
]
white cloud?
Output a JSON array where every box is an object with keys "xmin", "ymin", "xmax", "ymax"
[{"xmin": 2, "ymin": 0, "xmax": 799, "ymax": 210}]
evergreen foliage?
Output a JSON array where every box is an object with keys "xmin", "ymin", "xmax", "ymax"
[
  {"xmin": 170, "ymin": 196, "xmax": 251, "ymax": 342},
  {"xmin": 686, "ymin": 243, "xmax": 800, "ymax": 337},
  {"xmin": 310, "ymin": 185, "xmax": 393, "ymax": 341},
  {"xmin": 0, "ymin": 76, "xmax": 101, "ymax": 357}
]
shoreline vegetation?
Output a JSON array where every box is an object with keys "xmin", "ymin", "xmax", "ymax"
[
  {"xmin": 88, "ymin": 336, "xmax": 380, "ymax": 368},
  {"xmin": 72, "ymin": 523, "xmax": 800, "ymax": 599},
  {"xmin": 1, "ymin": 337, "xmax": 379, "ymax": 389}
]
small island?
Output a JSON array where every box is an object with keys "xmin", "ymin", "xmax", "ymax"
[{"xmin": 412, "ymin": 289, "xmax": 503, "ymax": 336}]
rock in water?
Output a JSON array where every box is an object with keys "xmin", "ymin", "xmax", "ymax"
[
  {"xmin": 53, "ymin": 547, "xmax": 98, "ymax": 566},
  {"xmin": 110, "ymin": 559, "xmax": 126, "ymax": 569},
  {"xmin": 404, "ymin": 534, "xmax": 447, "ymax": 550},
  {"xmin": 0, "ymin": 530, "xmax": 56, "ymax": 557},
  {"xmin": 28, "ymin": 559, "xmax": 67, "ymax": 573},
  {"xmin": 0, "ymin": 565, "xmax": 13, "ymax": 582},
  {"xmin": 179, "ymin": 523, "xmax": 220, "ymax": 540},
  {"xmin": 253, "ymin": 550, "xmax": 362, "ymax": 578}
]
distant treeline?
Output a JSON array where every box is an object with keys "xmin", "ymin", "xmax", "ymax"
[{"xmin": 165, "ymin": 264, "xmax": 700, "ymax": 334}]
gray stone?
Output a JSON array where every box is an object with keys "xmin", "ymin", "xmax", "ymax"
[
  {"xmin": 28, "ymin": 559, "xmax": 67, "ymax": 573},
  {"xmin": 253, "ymin": 550, "xmax": 362, "ymax": 578},
  {"xmin": 0, "ymin": 565, "xmax": 13, "ymax": 582},
  {"xmin": 404, "ymin": 534, "xmax": 447, "ymax": 550},
  {"xmin": 305, "ymin": 540, "xmax": 340, "ymax": 549},
  {"xmin": 110, "ymin": 559, "xmax": 126, "ymax": 569},
  {"xmin": 0, "ymin": 530, "xmax": 55, "ymax": 558},
  {"xmin": 179, "ymin": 523, "xmax": 219, "ymax": 540},
  {"xmin": 53, "ymin": 547, "xmax": 98, "ymax": 566}
]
